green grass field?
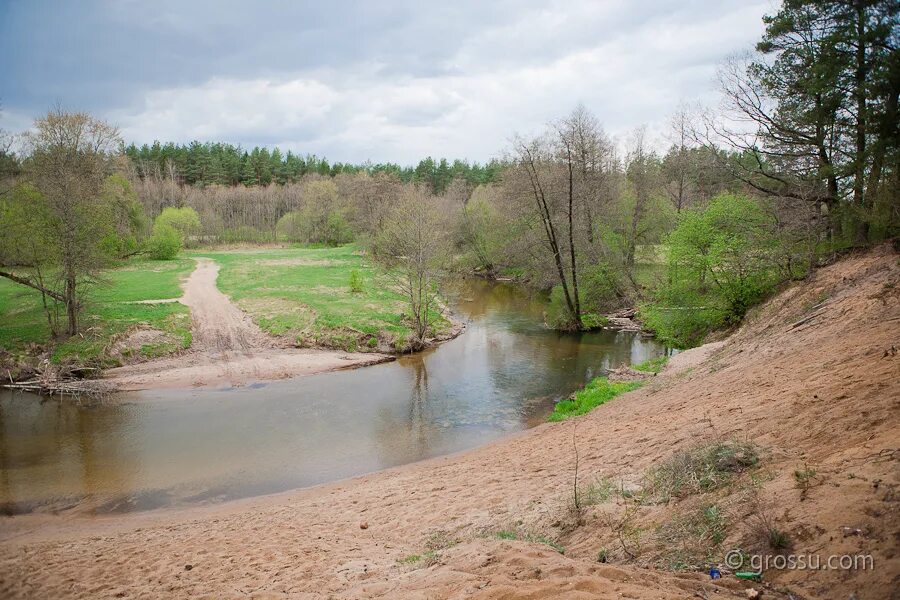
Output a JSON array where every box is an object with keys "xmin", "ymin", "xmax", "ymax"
[
  {"xmin": 0, "ymin": 258, "xmax": 194, "ymax": 366},
  {"xmin": 191, "ymin": 245, "xmax": 447, "ymax": 351},
  {"xmin": 1, "ymin": 245, "xmax": 447, "ymax": 371}
]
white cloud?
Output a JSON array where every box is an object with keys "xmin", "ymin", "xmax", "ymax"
[{"xmin": 106, "ymin": 0, "xmax": 770, "ymax": 164}]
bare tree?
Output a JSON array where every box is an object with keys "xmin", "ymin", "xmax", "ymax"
[
  {"xmin": 663, "ymin": 103, "xmax": 698, "ymax": 213},
  {"xmin": 624, "ymin": 127, "xmax": 661, "ymax": 276},
  {"xmin": 375, "ymin": 187, "xmax": 448, "ymax": 349}
]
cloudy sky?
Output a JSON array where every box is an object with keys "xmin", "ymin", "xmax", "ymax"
[{"xmin": 1, "ymin": 0, "xmax": 772, "ymax": 164}]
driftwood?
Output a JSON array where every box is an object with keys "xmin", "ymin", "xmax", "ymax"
[
  {"xmin": 1, "ymin": 378, "xmax": 112, "ymax": 399},
  {"xmin": 788, "ymin": 309, "xmax": 827, "ymax": 330}
]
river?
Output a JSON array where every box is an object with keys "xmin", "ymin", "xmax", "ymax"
[{"xmin": 0, "ymin": 279, "xmax": 667, "ymax": 516}]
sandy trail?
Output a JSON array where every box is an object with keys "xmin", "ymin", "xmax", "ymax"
[
  {"xmin": 180, "ymin": 258, "xmax": 268, "ymax": 353},
  {"xmin": 2, "ymin": 247, "xmax": 897, "ymax": 599},
  {"xmin": 104, "ymin": 257, "xmax": 390, "ymax": 390}
]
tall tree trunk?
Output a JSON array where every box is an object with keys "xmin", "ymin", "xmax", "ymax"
[
  {"xmin": 565, "ymin": 152, "xmax": 582, "ymax": 329},
  {"xmin": 65, "ymin": 270, "xmax": 78, "ymax": 336},
  {"xmin": 853, "ymin": 3, "xmax": 869, "ymax": 243}
]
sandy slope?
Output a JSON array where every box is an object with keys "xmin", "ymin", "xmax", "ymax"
[
  {"xmin": 104, "ymin": 257, "xmax": 391, "ymax": 390},
  {"xmin": 2, "ymin": 246, "xmax": 898, "ymax": 599}
]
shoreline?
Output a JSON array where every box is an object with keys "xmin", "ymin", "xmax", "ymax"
[{"xmin": 1, "ymin": 247, "xmax": 897, "ymax": 599}]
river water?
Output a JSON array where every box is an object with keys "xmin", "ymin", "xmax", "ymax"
[{"xmin": 0, "ymin": 279, "xmax": 666, "ymax": 516}]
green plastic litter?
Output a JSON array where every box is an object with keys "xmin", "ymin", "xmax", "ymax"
[{"xmin": 735, "ymin": 571, "xmax": 762, "ymax": 581}]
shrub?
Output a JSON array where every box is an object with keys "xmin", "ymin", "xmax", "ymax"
[
  {"xmin": 276, "ymin": 211, "xmax": 305, "ymax": 243},
  {"xmin": 147, "ymin": 223, "xmax": 182, "ymax": 260},
  {"xmin": 154, "ymin": 207, "xmax": 201, "ymax": 247},
  {"xmin": 348, "ymin": 269, "xmax": 363, "ymax": 293},
  {"xmin": 581, "ymin": 261, "xmax": 626, "ymax": 312},
  {"xmin": 546, "ymin": 285, "xmax": 580, "ymax": 330},
  {"xmin": 644, "ymin": 440, "xmax": 759, "ymax": 503},
  {"xmin": 324, "ymin": 211, "xmax": 354, "ymax": 246},
  {"xmin": 581, "ymin": 313, "xmax": 610, "ymax": 329}
]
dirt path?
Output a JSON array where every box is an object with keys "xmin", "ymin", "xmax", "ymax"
[
  {"xmin": 104, "ymin": 257, "xmax": 391, "ymax": 390},
  {"xmin": 180, "ymin": 257, "xmax": 268, "ymax": 353}
]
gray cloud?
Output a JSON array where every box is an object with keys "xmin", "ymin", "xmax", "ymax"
[{"xmin": 0, "ymin": 0, "xmax": 770, "ymax": 163}]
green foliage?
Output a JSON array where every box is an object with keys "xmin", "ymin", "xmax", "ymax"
[
  {"xmin": 348, "ymin": 269, "xmax": 363, "ymax": 293},
  {"xmin": 580, "ymin": 313, "xmax": 610, "ymax": 329},
  {"xmin": 492, "ymin": 530, "xmax": 565, "ymax": 553},
  {"xmin": 125, "ymin": 141, "xmax": 499, "ymax": 189},
  {"xmin": 548, "ymin": 377, "xmax": 643, "ymax": 421},
  {"xmin": 100, "ymin": 174, "xmax": 147, "ymax": 257},
  {"xmin": 274, "ymin": 183, "xmax": 353, "ymax": 247},
  {"xmin": 147, "ymin": 223, "xmax": 182, "ymax": 260},
  {"xmin": 580, "ymin": 262, "xmax": 625, "ymax": 313},
  {"xmin": 0, "ymin": 258, "xmax": 194, "ymax": 363},
  {"xmin": 767, "ymin": 527, "xmax": 792, "ymax": 551},
  {"xmin": 642, "ymin": 194, "xmax": 781, "ymax": 347},
  {"xmin": 324, "ymin": 211, "xmax": 354, "ymax": 246},
  {"xmin": 545, "ymin": 285, "xmax": 578, "ymax": 330},
  {"xmin": 154, "ymin": 207, "xmax": 201, "ymax": 247},
  {"xmin": 633, "ymin": 355, "xmax": 668, "ymax": 374}
]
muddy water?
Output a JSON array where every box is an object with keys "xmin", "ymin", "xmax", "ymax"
[{"xmin": 0, "ymin": 280, "xmax": 667, "ymax": 516}]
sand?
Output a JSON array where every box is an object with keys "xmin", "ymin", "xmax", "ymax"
[
  {"xmin": 104, "ymin": 257, "xmax": 392, "ymax": 390},
  {"xmin": 1, "ymin": 245, "xmax": 898, "ymax": 599}
]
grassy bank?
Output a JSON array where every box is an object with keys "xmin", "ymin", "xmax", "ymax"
[
  {"xmin": 548, "ymin": 377, "xmax": 643, "ymax": 421},
  {"xmin": 191, "ymin": 245, "xmax": 450, "ymax": 352},
  {"xmin": 0, "ymin": 258, "xmax": 194, "ymax": 370}
]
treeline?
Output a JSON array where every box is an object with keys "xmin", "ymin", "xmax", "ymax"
[
  {"xmin": 1, "ymin": 0, "xmax": 896, "ymax": 349},
  {"xmin": 123, "ymin": 141, "xmax": 501, "ymax": 194}
]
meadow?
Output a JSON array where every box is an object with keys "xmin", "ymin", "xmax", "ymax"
[
  {"xmin": 193, "ymin": 245, "xmax": 449, "ymax": 352},
  {"xmin": 0, "ymin": 258, "xmax": 194, "ymax": 367},
  {"xmin": 0, "ymin": 245, "xmax": 450, "ymax": 370}
]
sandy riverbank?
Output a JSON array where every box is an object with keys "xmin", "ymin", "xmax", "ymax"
[{"xmin": 1, "ymin": 246, "xmax": 898, "ymax": 599}]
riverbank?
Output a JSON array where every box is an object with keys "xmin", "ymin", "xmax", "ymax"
[
  {"xmin": 1, "ymin": 245, "xmax": 464, "ymax": 392},
  {"xmin": 2, "ymin": 246, "xmax": 896, "ymax": 599}
]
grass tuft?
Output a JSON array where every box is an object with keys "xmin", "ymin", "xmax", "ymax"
[{"xmin": 644, "ymin": 440, "xmax": 759, "ymax": 503}]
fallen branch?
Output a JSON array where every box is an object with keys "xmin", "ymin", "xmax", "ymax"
[{"xmin": 788, "ymin": 309, "xmax": 826, "ymax": 330}]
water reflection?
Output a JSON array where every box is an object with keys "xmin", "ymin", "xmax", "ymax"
[{"xmin": 0, "ymin": 279, "xmax": 667, "ymax": 516}]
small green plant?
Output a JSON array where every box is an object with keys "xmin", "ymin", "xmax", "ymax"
[
  {"xmin": 793, "ymin": 463, "xmax": 818, "ymax": 500},
  {"xmin": 348, "ymin": 269, "xmax": 364, "ymax": 293},
  {"xmin": 425, "ymin": 530, "xmax": 457, "ymax": 552},
  {"xmin": 578, "ymin": 477, "xmax": 617, "ymax": 506},
  {"xmin": 549, "ymin": 377, "xmax": 643, "ymax": 422},
  {"xmin": 397, "ymin": 550, "xmax": 440, "ymax": 567},
  {"xmin": 767, "ymin": 527, "xmax": 791, "ymax": 551},
  {"xmin": 366, "ymin": 337, "xmax": 378, "ymax": 348},
  {"xmin": 596, "ymin": 548, "xmax": 609, "ymax": 563},
  {"xmin": 532, "ymin": 536, "xmax": 565, "ymax": 554},
  {"xmin": 493, "ymin": 530, "xmax": 564, "ymax": 554}
]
